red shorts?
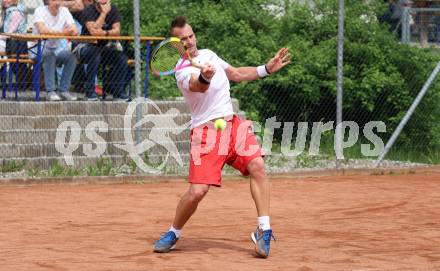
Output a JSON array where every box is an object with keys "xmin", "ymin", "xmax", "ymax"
[{"xmin": 189, "ymin": 115, "xmax": 262, "ymax": 186}]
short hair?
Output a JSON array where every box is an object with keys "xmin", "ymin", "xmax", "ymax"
[{"xmin": 170, "ymin": 16, "xmax": 188, "ymax": 33}]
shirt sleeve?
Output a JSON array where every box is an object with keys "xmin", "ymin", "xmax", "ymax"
[
  {"xmin": 63, "ymin": 8, "xmax": 75, "ymax": 26},
  {"xmin": 33, "ymin": 6, "xmax": 44, "ymax": 23},
  {"xmin": 215, "ymin": 53, "xmax": 230, "ymax": 70},
  {"xmin": 109, "ymin": 5, "xmax": 121, "ymax": 25},
  {"xmin": 6, "ymin": 11, "xmax": 23, "ymax": 33}
]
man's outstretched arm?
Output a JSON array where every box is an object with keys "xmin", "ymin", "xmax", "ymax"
[{"xmin": 225, "ymin": 47, "xmax": 291, "ymax": 82}]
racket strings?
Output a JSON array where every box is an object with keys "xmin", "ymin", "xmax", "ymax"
[{"xmin": 151, "ymin": 41, "xmax": 187, "ymax": 73}]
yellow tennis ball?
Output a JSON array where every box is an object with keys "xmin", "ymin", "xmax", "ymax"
[{"xmin": 214, "ymin": 119, "xmax": 227, "ymax": 131}]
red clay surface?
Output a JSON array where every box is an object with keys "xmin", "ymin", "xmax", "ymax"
[{"xmin": 1, "ymin": 172, "xmax": 440, "ymax": 271}]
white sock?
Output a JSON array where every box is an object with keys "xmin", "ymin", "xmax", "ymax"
[
  {"xmin": 258, "ymin": 216, "xmax": 271, "ymax": 231},
  {"xmin": 169, "ymin": 226, "xmax": 181, "ymax": 238}
]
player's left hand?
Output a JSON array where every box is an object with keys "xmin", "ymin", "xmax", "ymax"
[{"xmin": 266, "ymin": 47, "xmax": 291, "ymax": 74}]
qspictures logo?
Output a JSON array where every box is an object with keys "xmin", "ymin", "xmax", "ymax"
[{"xmin": 54, "ymin": 98, "xmax": 386, "ymax": 172}]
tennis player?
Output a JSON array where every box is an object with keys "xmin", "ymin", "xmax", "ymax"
[{"xmin": 153, "ymin": 16, "xmax": 290, "ymax": 258}]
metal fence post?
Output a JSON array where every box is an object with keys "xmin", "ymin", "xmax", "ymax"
[
  {"xmin": 401, "ymin": 7, "xmax": 410, "ymax": 44},
  {"xmin": 335, "ymin": 0, "xmax": 345, "ymax": 169},
  {"xmin": 133, "ymin": 0, "xmax": 142, "ymax": 144}
]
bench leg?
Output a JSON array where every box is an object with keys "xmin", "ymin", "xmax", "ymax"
[
  {"xmin": 34, "ymin": 40, "xmax": 42, "ymax": 101},
  {"xmin": 14, "ymin": 63, "xmax": 19, "ymax": 100},
  {"xmin": 1, "ymin": 64, "xmax": 6, "ymax": 99},
  {"xmin": 8, "ymin": 63, "xmax": 13, "ymax": 95},
  {"xmin": 144, "ymin": 41, "xmax": 150, "ymax": 98}
]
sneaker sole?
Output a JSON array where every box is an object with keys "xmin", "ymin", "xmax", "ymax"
[
  {"xmin": 250, "ymin": 232, "xmax": 269, "ymax": 258},
  {"xmin": 153, "ymin": 244, "xmax": 176, "ymax": 253}
]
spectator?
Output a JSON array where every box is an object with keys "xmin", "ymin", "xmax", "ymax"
[
  {"xmin": 1, "ymin": 0, "xmax": 28, "ymax": 91},
  {"xmin": 74, "ymin": 0, "xmax": 130, "ymax": 101},
  {"xmin": 33, "ymin": 0, "xmax": 78, "ymax": 101},
  {"xmin": 1, "ymin": 0, "xmax": 27, "ymax": 52}
]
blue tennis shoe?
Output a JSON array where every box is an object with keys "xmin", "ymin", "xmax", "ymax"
[
  {"xmin": 251, "ymin": 228, "xmax": 276, "ymax": 258},
  {"xmin": 153, "ymin": 231, "xmax": 179, "ymax": 253}
]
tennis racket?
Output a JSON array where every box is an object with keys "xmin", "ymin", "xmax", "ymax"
[{"xmin": 150, "ymin": 37, "xmax": 204, "ymax": 76}]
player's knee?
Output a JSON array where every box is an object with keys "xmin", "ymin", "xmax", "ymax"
[
  {"xmin": 189, "ymin": 185, "xmax": 209, "ymax": 202},
  {"xmin": 248, "ymin": 157, "xmax": 266, "ymax": 177}
]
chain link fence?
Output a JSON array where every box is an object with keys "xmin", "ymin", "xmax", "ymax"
[{"xmin": 0, "ymin": 0, "xmax": 439, "ymax": 177}]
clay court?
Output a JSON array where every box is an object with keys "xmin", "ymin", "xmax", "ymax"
[{"xmin": 1, "ymin": 169, "xmax": 440, "ymax": 271}]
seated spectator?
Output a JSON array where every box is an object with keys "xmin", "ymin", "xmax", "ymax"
[
  {"xmin": 1, "ymin": 0, "xmax": 28, "ymax": 91},
  {"xmin": 33, "ymin": 0, "xmax": 78, "ymax": 101},
  {"xmin": 1, "ymin": 0, "xmax": 27, "ymax": 52},
  {"xmin": 74, "ymin": 0, "xmax": 130, "ymax": 101}
]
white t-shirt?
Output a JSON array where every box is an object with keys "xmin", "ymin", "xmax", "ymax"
[
  {"xmin": 32, "ymin": 6, "xmax": 75, "ymax": 49},
  {"xmin": 175, "ymin": 49, "xmax": 235, "ymax": 128}
]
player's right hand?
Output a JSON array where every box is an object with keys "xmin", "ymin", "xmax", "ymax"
[{"xmin": 201, "ymin": 63, "xmax": 216, "ymax": 81}]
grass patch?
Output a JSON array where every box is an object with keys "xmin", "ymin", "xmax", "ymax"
[
  {"xmin": 386, "ymin": 148, "xmax": 440, "ymax": 164},
  {"xmin": 86, "ymin": 158, "xmax": 114, "ymax": 176},
  {"xmin": 47, "ymin": 161, "xmax": 80, "ymax": 177},
  {"xmin": 1, "ymin": 160, "xmax": 26, "ymax": 173}
]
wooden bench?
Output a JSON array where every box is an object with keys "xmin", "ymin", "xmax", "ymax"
[
  {"xmin": 0, "ymin": 58, "xmax": 34, "ymax": 64},
  {"xmin": 1, "ymin": 51, "xmax": 138, "ymax": 99},
  {"xmin": 0, "ymin": 53, "xmax": 30, "ymax": 58}
]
